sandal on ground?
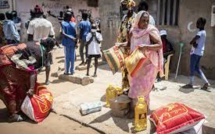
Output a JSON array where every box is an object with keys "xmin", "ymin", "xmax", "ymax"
[
  {"xmin": 92, "ymin": 74, "xmax": 97, "ymax": 77},
  {"xmin": 8, "ymin": 114, "xmax": 25, "ymax": 122},
  {"xmin": 45, "ymin": 81, "xmax": 50, "ymax": 85},
  {"xmin": 123, "ymin": 90, "xmax": 129, "ymax": 95},
  {"xmin": 201, "ymin": 83, "xmax": 210, "ymax": 91},
  {"xmin": 126, "ymin": 111, "xmax": 134, "ymax": 119},
  {"xmin": 64, "ymin": 72, "xmax": 70, "ymax": 75},
  {"xmin": 182, "ymin": 84, "xmax": 193, "ymax": 89}
]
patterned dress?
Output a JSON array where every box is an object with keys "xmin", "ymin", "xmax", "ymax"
[
  {"xmin": 128, "ymin": 11, "xmax": 163, "ymax": 105},
  {"xmin": 0, "ymin": 43, "xmax": 43, "ymax": 115},
  {"xmin": 117, "ymin": 13, "xmax": 136, "ymax": 90},
  {"xmin": 0, "ymin": 21, "xmax": 6, "ymax": 46}
]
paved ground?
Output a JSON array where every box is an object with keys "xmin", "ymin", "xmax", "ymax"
[{"xmin": 0, "ymin": 46, "xmax": 215, "ymax": 134}]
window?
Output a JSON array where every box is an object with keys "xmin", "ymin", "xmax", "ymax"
[
  {"xmin": 157, "ymin": 0, "xmax": 180, "ymax": 26},
  {"xmin": 87, "ymin": 0, "xmax": 98, "ymax": 7}
]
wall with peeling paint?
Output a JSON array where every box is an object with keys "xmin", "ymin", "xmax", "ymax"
[
  {"xmin": 148, "ymin": 0, "xmax": 215, "ymax": 79},
  {"xmin": 15, "ymin": 0, "xmax": 100, "ymax": 41}
]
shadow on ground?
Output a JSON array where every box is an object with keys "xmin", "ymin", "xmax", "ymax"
[
  {"xmin": 55, "ymin": 56, "xmax": 64, "ymax": 59},
  {"xmin": 0, "ymin": 108, "xmax": 8, "ymax": 123},
  {"xmin": 98, "ymin": 64, "xmax": 112, "ymax": 72},
  {"xmin": 89, "ymin": 111, "xmax": 132, "ymax": 132},
  {"xmin": 51, "ymin": 79, "xmax": 67, "ymax": 84},
  {"xmin": 0, "ymin": 108, "xmax": 36, "ymax": 124},
  {"xmin": 100, "ymin": 94, "xmax": 106, "ymax": 102},
  {"xmin": 57, "ymin": 59, "xmax": 65, "ymax": 63}
]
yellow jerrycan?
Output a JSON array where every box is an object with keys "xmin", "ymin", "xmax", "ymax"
[
  {"xmin": 106, "ymin": 85, "xmax": 123, "ymax": 107},
  {"xmin": 134, "ymin": 97, "xmax": 147, "ymax": 132}
]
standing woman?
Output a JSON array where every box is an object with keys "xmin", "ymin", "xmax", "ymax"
[
  {"xmin": 127, "ymin": 11, "xmax": 163, "ymax": 117},
  {"xmin": 0, "ymin": 13, "xmax": 6, "ymax": 46},
  {"xmin": 117, "ymin": 0, "xmax": 136, "ymax": 90}
]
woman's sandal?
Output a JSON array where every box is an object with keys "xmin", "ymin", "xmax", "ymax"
[
  {"xmin": 8, "ymin": 114, "xmax": 25, "ymax": 122},
  {"xmin": 123, "ymin": 90, "xmax": 129, "ymax": 95}
]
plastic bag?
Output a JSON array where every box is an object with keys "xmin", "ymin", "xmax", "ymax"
[{"xmin": 21, "ymin": 84, "xmax": 53, "ymax": 123}]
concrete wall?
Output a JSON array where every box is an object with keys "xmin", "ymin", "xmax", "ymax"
[
  {"xmin": 0, "ymin": 0, "xmax": 15, "ymax": 13},
  {"xmin": 150, "ymin": 0, "xmax": 215, "ymax": 79},
  {"xmin": 113, "ymin": 0, "xmax": 215, "ymax": 79},
  {"xmin": 177, "ymin": 0, "xmax": 215, "ymax": 79},
  {"xmin": 98, "ymin": 0, "xmax": 120, "ymax": 50},
  {"xmin": 98, "ymin": 0, "xmax": 141, "ymax": 50},
  {"xmin": 3, "ymin": 0, "xmax": 215, "ymax": 78},
  {"xmin": 15, "ymin": 0, "xmax": 100, "ymax": 42}
]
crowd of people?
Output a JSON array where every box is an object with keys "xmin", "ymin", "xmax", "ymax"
[
  {"xmin": 0, "ymin": 4, "xmax": 103, "ymax": 122},
  {"xmin": 0, "ymin": 0, "xmax": 210, "ymax": 122}
]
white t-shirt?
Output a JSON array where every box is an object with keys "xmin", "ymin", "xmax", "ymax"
[
  {"xmin": 27, "ymin": 18, "xmax": 55, "ymax": 41},
  {"xmin": 86, "ymin": 32, "xmax": 103, "ymax": 55},
  {"xmin": 190, "ymin": 30, "xmax": 206, "ymax": 56}
]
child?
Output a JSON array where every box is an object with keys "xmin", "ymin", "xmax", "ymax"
[
  {"xmin": 86, "ymin": 24, "xmax": 103, "ymax": 77},
  {"xmin": 182, "ymin": 17, "xmax": 210, "ymax": 90}
]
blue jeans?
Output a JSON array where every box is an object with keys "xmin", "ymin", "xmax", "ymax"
[
  {"xmin": 190, "ymin": 54, "xmax": 202, "ymax": 76},
  {"xmin": 79, "ymin": 40, "xmax": 88, "ymax": 63},
  {"xmin": 190, "ymin": 54, "xmax": 208, "ymax": 84},
  {"xmin": 64, "ymin": 46, "xmax": 75, "ymax": 74}
]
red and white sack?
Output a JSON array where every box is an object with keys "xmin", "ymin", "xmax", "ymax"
[{"xmin": 21, "ymin": 84, "xmax": 53, "ymax": 123}]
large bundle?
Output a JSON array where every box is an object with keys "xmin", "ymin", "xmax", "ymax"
[
  {"xmin": 0, "ymin": 44, "xmax": 27, "ymax": 66},
  {"xmin": 125, "ymin": 48, "xmax": 146, "ymax": 77},
  {"xmin": 103, "ymin": 46, "xmax": 124, "ymax": 74},
  {"xmin": 21, "ymin": 84, "xmax": 53, "ymax": 123},
  {"xmin": 150, "ymin": 103, "xmax": 205, "ymax": 134}
]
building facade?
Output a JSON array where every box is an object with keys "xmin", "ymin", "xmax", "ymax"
[
  {"xmin": 99, "ymin": 0, "xmax": 215, "ymax": 79},
  {"xmin": 1, "ymin": 0, "xmax": 215, "ymax": 79}
]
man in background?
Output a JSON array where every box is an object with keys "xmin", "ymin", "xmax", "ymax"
[
  {"xmin": 3, "ymin": 12, "xmax": 20, "ymax": 44},
  {"xmin": 27, "ymin": 5, "xmax": 55, "ymax": 85}
]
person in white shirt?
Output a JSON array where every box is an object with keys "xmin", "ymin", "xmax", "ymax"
[
  {"xmin": 86, "ymin": 24, "xmax": 103, "ymax": 77},
  {"xmin": 182, "ymin": 17, "xmax": 210, "ymax": 90},
  {"xmin": 27, "ymin": 5, "xmax": 55, "ymax": 42},
  {"xmin": 27, "ymin": 5, "xmax": 55, "ymax": 85}
]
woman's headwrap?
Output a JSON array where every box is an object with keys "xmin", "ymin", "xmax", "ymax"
[
  {"xmin": 131, "ymin": 11, "xmax": 149, "ymax": 32},
  {"xmin": 130, "ymin": 11, "xmax": 164, "ymax": 73},
  {"xmin": 121, "ymin": 0, "xmax": 136, "ymax": 9}
]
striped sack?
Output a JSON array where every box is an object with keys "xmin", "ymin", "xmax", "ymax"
[
  {"xmin": 103, "ymin": 46, "xmax": 124, "ymax": 74},
  {"xmin": 125, "ymin": 48, "xmax": 146, "ymax": 77},
  {"xmin": 0, "ymin": 43, "xmax": 27, "ymax": 67}
]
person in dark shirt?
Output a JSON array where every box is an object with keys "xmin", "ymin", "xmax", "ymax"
[
  {"xmin": 156, "ymin": 30, "xmax": 174, "ymax": 81},
  {"xmin": 160, "ymin": 30, "xmax": 174, "ymax": 60}
]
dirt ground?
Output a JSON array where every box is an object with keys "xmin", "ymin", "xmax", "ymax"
[
  {"xmin": 0, "ymin": 101, "xmax": 99, "ymax": 134},
  {"xmin": 0, "ymin": 47, "xmax": 100, "ymax": 134}
]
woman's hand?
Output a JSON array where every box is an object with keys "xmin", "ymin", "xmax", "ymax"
[
  {"xmin": 115, "ymin": 42, "xmax": 127, "ymax": 48},
  {"xmin": 27, "ymin": 88, "xmax": 34, "ymax": 96}
]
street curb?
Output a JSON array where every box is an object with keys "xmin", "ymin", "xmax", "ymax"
[{"xmin": 59, "ymin": 114, "xmax": 106, "ymax": 134}]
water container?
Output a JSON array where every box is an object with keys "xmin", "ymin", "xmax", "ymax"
[{"xmin": 106, "ymin": 85, "xmax": 123, "ymax": 108}]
